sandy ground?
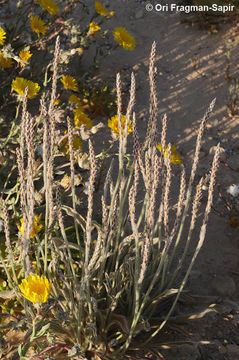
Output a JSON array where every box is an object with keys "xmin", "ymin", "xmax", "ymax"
[{"xmin": 86, "ymin": 1, "xmax": 239, "ymax": 358}]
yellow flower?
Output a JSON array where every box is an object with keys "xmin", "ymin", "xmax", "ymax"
[
  {"xmin": 19, "ymin": 50, "xmax": 32, "ymax": 62},
  {"xmin": 30, "ymin": 16, "xmax": 47, "ymax": 37},
  {"xmin": 19, "ymin": 273, "xmax": 51, "ymax": 304},
  {"xmin": 88, "ymin": 22, "xmax": 101, "ymax": 36},
  {"xmin": 38, "ymin": 0, "xmax": 60, "ymax": 15},
  {"xmin": 157, "ymin": 143, "xmax": 182, "ymax": 165},
  {"xmin": 74, "ymin": 108, "xmax": 93, "ymax": 128},
  {"xmin": 0, "ymin": 27, "xmax": 6, "ymax": 46},
  {"xmin": 69, "ymin": 94, "xmax": 82, "ymax": 106},
  {"xmin": 113, "ymin": 27, "xmax": 136, "ymax": 50},
  {"xmin": 95, "ymin": 1, "xmax": 109, "ymax": 15},
  {"xmin": 109, "ymin": 11, "xmax": 115, "ymax": 17},
  {"xmin": 0, "ymin": 52, "xmax": 13, "ymax": 68},
  {"xmin": 108, "ymin": 114, "xmax": 132, "ymax": 136},
  {"xmin": 17, "ymin": 214, "xmax": 43, "ymax": 238},
  {"xmin": 76, "ymin": 47, "xmax": 84, "ymax": 56},
  {"xmin": 61, "ymin": 75, "xmax": 78, "ymax": 91},
  {"xmin": 12, "ymin": 77, "xmax": 40, "ymax": 99},
  {"xmin": 60, "ymin": 130, "xmax": 83, "ymax": 158},
  {"xmin": 54, "ymin": 98, "xmax": 61, "ymax": 105},
  {"xmin": 19, "ymin": 50, "xmax": 32, "ymax": 66}
]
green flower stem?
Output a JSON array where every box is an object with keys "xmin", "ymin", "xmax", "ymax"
[
  {"xmin": 142, "ymin": 231, "xmax": 206, "ymax": 346},
  {"xmin": 30, "ymin": 317, "xmax": 36, "ymax": 342},
  {"xmin": 43, "ymin": 202, "xmax": 49, "ymax": 275},
  {"xmin": 0, "ymin": 251, "xmax": 16, "ymax": 292},
  {"xmin": 113, "ymin": 159, "xmax": 134, "ymax": 274},
  {"xmin": 41, "ymin": 63, "xmax": 52, "ymax": 104},
  {"xmin": 117, "ymin": 244, "xmax": 169, "ymax": 354},
  {"xmin": 2, "ymin": 100, "xmax": 21, "ymax": 148}
]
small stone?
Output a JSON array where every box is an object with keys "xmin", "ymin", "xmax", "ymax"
[
  {"xmin": 227, "ymin": 184, "xmax": 239, "ymax": 197},
  {"xmin": 135, "ymin": 9, "xmax": 144, "ymax": 19},
  {"xmin": 132, "ymin": 64, "xmax": 140, "ymax": 71},
  {"xmin": 212, "ymin": 275, "xmax": 236, "ymax": 297}
]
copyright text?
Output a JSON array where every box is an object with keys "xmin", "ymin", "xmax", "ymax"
[{"xmin": 145, "ymin": 3, "xmax": 235, "ymax": 13}]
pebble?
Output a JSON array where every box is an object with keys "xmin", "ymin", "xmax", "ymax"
[
  {"xmin": 132, "ymin": 64, "xmax": 140, "ymax": 71},
  {"xmin": 135, "ymin": 9, "xmax": 144, "ymax": 19},
  {"xmin": 212, "ymin": 275, "xmax": 236, "ymax": 297}
]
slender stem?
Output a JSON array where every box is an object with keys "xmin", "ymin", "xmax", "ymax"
[{"xmin": 2, "ymin": 100, "xmax": 21, "ymax": 148}]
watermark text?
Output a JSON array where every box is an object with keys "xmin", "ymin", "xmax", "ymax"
[{"xmin": 145, "ymin": 3, "xmax": 235, "ymax": 13}]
